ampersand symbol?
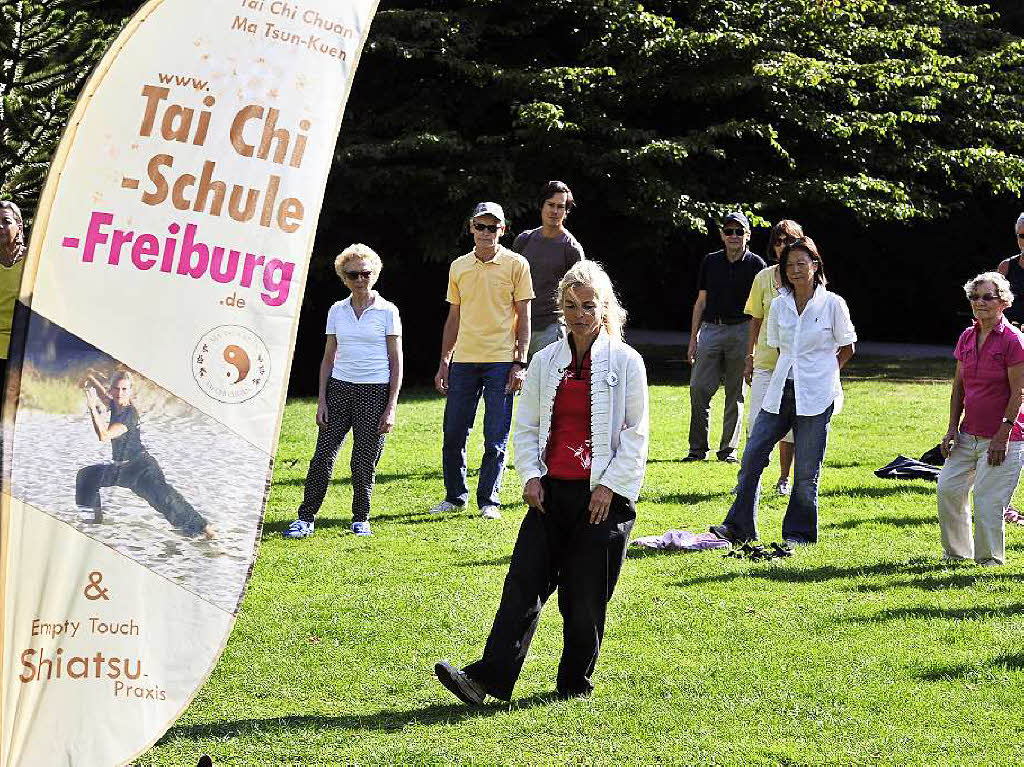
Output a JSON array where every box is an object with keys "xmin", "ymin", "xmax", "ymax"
[{"xmin": 84, "ymin": 571, "xmax": 109, "ymax": 601}]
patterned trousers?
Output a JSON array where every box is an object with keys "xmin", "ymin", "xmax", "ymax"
[{"xmin": 298, "ymin": 379, "xmax": 389, "ymax": 524}]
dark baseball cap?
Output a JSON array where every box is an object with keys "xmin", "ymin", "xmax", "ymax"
[{"xmin": 722, "ymin": 211, "xmax": 750, "ymax": 230}]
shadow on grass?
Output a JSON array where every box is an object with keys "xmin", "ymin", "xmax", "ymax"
[
  {"xmin": 649, "ymin": 490, "xmax": 730, "ymax": 506},
  {"xmin": 854, "ymin": 570, "xmax": 1023, "ymax": 592},
  {"xmin": 823, "ymin": 459, "xmax": 862, "ymax": 469},
  {"xmin": 273, "ymin": 470, "xmax": 444, "ymax": 488},
  {"xmin": 825, "ymin": 513, "xmax": 936, "ymax": 530},
  {"xmin": 920, "ymin": 652, "xmax": 1024, "ymax": 681},
  {"xmin": 676, "ymin": 558, "xmax": 952, "ymax": 588},
  {"xmin": 819, "ymin": 485, "xmax": 934, "ymax": 499},
  {"xmin": 454, "ymin": 555, "xmax": 513, "ymax": 568},
  {"xmin": 162, "ymin": 694, "xmax": 560, "ymax": 742},
  {"xmin": 626, "ymin": 546, "xmax": 724, "ymax": 560},
  {"xmin": 848, "ymin": 604, "xmax": 1024, "ymax": 624}
]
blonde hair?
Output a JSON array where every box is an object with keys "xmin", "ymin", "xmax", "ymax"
[
  {"xmin": 964, "ymin": 271, "xmax": 1013, "ymax": 307},
  {"xmin": 556, "ymin": 260, "xmax": 627, "ymax": 340},
  {"xmin": 334, "ymin": 243, "xmax": 382, "ymax": 279}
]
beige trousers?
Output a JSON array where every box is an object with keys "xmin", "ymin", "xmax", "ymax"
[{"xmin": 936, "ymin": 435, "xmax": 1024, "ymax": 565}]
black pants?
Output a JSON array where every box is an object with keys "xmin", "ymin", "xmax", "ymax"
[
  {"xmin": 464, "ymin": 477, "xmax": 635, "ymax": 700},
  {"xmin": 75, "ymin": 453, "xmax": 209, "ymax": 537},
  {"xmin": 298, "ymin": 379, "xmax": 389, "ymax": 523}
]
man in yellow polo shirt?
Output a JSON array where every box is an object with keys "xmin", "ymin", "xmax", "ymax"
[
  {"xmin": 0, "ymin": 201, "xmax": 26, "ymax": 402},
  {"xmin": 431, "ymin": 202, "xmax": 534, "ymax": 520}
]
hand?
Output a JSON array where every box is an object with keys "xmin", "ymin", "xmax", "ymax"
[
  {"xmin": 523, "ymin": 477, "xmax": 545, "ymax": 512},
  {"xmin": 315, "ymin": 399, "xmax": 328, "ymax": 427},
  {"xmin": 941, "ymin": 428, "xmax": 958, "ymax": 459},
  {"xmin": 434, "ymin": 361, "xmax": 449, "ymax": 396},
  {"xmin": 378, "ymin": 404, "xmax": 396, "ymax": 434},
  {"xmin": 588, "ymin": 484, "xmax": 614, "ymax": 524},
  {"xmin": 506, "ymin": 364, "xmax": 527, "ymax": 394},
  {"xmin": 988, "ymin": 429, "xmax": 1010, "ymax": 466},
  {"xmin": 743, "ymin": 355, "xmax": 754, "ymax": 385},
  {"xmin": 85, "ymin": 386, "xmax": 99, "ymax": 408},
  {"xmin": 687, "ymin": 339, "xmax": 697, "ymax": 365}
]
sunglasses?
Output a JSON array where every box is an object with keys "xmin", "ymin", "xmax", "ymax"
[
  {"xmin": 722, "ymin": 227, "xmax": 745, "ymax": 236},
  {"xmin": 777, "ymin": 235, "xmax": 797, "ymax": 246},
  {"xmin": 968, "ymin": 292, "xmax": 1000, "ymax": 303},
  {"xmin": 345, "ymin": 270, "xmax": 372, "ymax": 280},
  {"xmin": 473, "ymin": 223, "xmax": 501, "ymax": 233},
  {"xmin": 1017, "ymin": 232, "xmax": 1024, "ymax": 239}
]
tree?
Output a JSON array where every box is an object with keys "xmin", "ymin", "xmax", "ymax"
[
  {"xmin": 0, "ymin": 1, "xmax": 117, "ymax": 216},
  {"xmin": 332, "ymin": 0, "xmax": 1024, "ymax": 240}
]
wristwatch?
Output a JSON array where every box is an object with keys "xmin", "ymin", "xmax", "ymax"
[
  {"xmin": 1002, "ymin": 417, "xmax": 1015, "ymax": 426},
  {"xmin": 511, "ymin": 360, "xmax": 526, "ymax": 369}
]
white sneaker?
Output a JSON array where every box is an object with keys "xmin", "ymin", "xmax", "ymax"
[
  {"xmin": 283, "ymin": 519, "xmax": 314, "ymax": 538},
  {"xmin": 776, "ymin": 478, "xmax": 791, "ymax": 496},
  {"xmin": 480, "ymin": 505, "xmax": 502, "ymax": 520},
  {"xmin": 428, "ymin": 499, "xmax": 462, "ymax": 515}
]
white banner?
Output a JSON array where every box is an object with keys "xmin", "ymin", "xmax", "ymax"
[{"xmin": 0, "ymin": 0, "xmax": 378, "ymax": 762}]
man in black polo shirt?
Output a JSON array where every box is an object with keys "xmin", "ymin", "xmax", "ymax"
[{"xmin": 685, "ymin": 212, "xmax": 766, "ymax": 463}]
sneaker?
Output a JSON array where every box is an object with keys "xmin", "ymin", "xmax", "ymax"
[
  {"xmin": 435, "ymin": 661, "xmax": 486, "ymax": 705},
  {"xmin": 681, "ymin": 455, "xmax": 705, "ymax": 463},
  {"xmin": 428, "ymin": 499, "xmax": 463, "ymax": 515},
  {"xmin": 283, "ymin": 519, "xmax": 314, "ymax": 538},
  {"xmin": 717, "ymin": 453, "xmax": 739, "ymax": 464},
  {"xmin": 78, "ymin": 506, "xmax": 102, "ymax": 524},
  {"xmin": 480, "ymin": 505, "xmax": 502, "ymax": 520},
  {"xmin": 351, "ymin": 521, "xmax": 372, "ymax": 536},
  {"xmin": 776, "ymin": 478, "xmax": 791, "ymax": 496}
]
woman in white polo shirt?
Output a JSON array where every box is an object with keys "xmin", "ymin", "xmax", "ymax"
[
  {"xmin": 284, "ymin": 243, "xmax": 403, "ymax": 538},
  {"xmin": 711, "ymin": 236, "xmax": 855, "ymax": 545}
]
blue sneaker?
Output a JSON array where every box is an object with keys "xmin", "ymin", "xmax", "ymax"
[
  {"xmin": 351, "ymin": 521, "xmax": 372, "ymax": 536},
  {"xmin": 283, "ymin": 519, "xmax": 314, "ymax": 539}
]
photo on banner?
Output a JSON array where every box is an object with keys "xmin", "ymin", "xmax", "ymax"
[{"xmin": 9, "ymin": 311, "xmax": 267, "ymax": 614}]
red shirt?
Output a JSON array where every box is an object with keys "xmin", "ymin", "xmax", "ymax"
[
  {"xmin": 545, "ymin": 347, "xmax": 592, "ymax": 480},
  {"xmin": 954, "ymin": 317, "xmax": 1024, "ymax": 440}
]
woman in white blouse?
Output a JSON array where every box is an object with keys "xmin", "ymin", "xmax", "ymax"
[
  {"xmin": 435, "ymin": 260, "xmax": 648, "ymax": 704},
  {"xmin": 284, "ymin": 244, "xmax": 403, "ymax": 539},
  {"xmin": 711, "ymin": 237, "xmax": 855, "ymax": 545}
]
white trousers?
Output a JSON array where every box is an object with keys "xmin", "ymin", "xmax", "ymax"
[{"xmin": 936, "ymin": 435, "xmax": 1024, "ymax": 565}]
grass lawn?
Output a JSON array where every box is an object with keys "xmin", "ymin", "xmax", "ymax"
[{"xmin": 137, "ymin": 355, "xmax": 1024, "ymax": 766}]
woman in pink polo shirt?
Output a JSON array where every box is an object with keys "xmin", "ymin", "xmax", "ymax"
[{"xmin": 938, "ymin": 271, "xmax": 1024, "ymax": 566}]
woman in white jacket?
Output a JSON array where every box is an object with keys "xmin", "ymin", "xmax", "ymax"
[{"xmin": 436, "ymin": 260, "xmax": 649, "ymax": 704}]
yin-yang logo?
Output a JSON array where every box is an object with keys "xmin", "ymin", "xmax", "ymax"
[{"xmin": 192, "ymin": 326, "xmax": 271, "ymax": 404}]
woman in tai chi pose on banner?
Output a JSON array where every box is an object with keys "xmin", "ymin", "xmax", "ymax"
[
  {"xmin": 711, "ymin": 236, "xmax": 856, "ymax": 546},
  {"xmin": 937, "ymin": 271, "xmax": 1024, "ymax": 566},
  {"xmin": 435, "ymin": 260, "xmax": 648, "ymax": 703},
  {"xmin": 77, "ymin": 369, "xmax": 215, "ymax": 539}
]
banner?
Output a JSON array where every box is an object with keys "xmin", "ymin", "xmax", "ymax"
[{"xmin": 0, "ymin": 0, "xmax": 378, "ymax": 762}]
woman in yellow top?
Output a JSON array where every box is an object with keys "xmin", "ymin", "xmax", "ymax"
[{"xmin": 741, "ymin": 219, "xmax": 802, "ymax": 496}]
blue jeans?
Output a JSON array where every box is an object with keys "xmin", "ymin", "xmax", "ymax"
[
  {"xmin": 723, "ymin": 380, "xmax": 833, "ymax": 542},
  {"xmin": 443, "ymin": 362, "xmax": 514, "ymax": 508}
]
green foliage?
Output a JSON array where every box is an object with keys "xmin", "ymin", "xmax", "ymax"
[
  {"xmin": 0, "ymin": 0, "xmax": 118, "ymax": 216},
  {"xmin": 329, "ymin": 0, "xmax": 1024, "ymax": 250}
]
